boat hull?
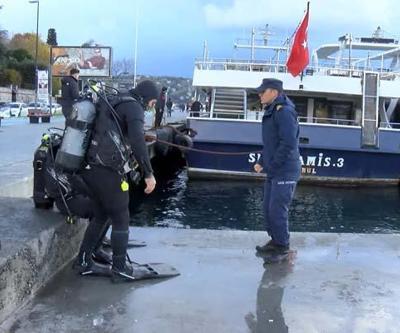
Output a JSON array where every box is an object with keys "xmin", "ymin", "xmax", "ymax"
[{"xmin": 186, "ymin": 119, "xmax": 400, "ymax": 185}]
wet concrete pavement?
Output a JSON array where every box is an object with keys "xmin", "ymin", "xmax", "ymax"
[
  {"xmin": 1, "ymin": 228, "xmax": 399, "ymax": 333},
  {"xmin": 0, "ymin": 111, "xmax": 186, "ymax": 196},
  {"xmin": 1, "ymin": 112, "xmax": 400, "ymax": 332},
  {"xmin": 0, "ymin": 116, "xmax": 65, "ymax": 191}
]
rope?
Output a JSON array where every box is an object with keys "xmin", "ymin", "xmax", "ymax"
[{"xmin": 148, "ymin": 137, "xmax": 262, "ymax": 156}]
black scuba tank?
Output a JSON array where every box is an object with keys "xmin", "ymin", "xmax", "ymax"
[
  {"xmin": 55, "ymin": 100, "xmax": 96, "ymax": 172},
  {"xmin": 33, "ymin": 134, "xmax": 54, "ymax": 209}
]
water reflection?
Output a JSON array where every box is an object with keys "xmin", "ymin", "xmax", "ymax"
[
  {"xmin": 245, "ymin": 260, "xmax": 294, "ymax": 333},
  {"xmin": 130, "ymin": 171, "xmax": 400, "ymax": 233}
]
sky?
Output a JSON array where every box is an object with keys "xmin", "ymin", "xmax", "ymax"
[{"xmin": 1, "ymin": 0, "xmax": 400, "ymax": 78}]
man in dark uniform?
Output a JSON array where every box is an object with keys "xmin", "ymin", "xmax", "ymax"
[
  {"xmin": 190, "ymin": 99, "xmax": 202, "ymax": 117},
  {"xmin": 74, "ymin": 80, "xmax": 158, "ymax": 282},
  {"xmin": 154, "ymin": 86, "xmax": 167, "ymax": 127},
  {"xmin": 253, "ymin": 78, "xmax": 301, "ymax": 263},
  {"xmin": 60, "ymin": 68, "xmax": 80, "ymax": 120}
]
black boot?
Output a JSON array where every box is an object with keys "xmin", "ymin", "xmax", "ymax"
[
  {"xmin": 256, "ymin": 239, "xmax": 289, "ymax": 253},
  {"xmin": 73, "ymin": 252, "xmax": 112, "ymax": 277},
  {"xmin": 92, "ymin": 246, "xmax": 112, "ymax": 265},
  {"xmin": 111, "ymin": 257, "xmax": 136, "ymax": 283},
  {"xmin": 262, "ymin": 246, "xmax": 291, "ymax": 264}
]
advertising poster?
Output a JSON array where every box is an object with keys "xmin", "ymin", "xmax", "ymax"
[
  {"xmin": 37, "ymin": 70, "xmax": 49, "ymax": 103},
  {"xmin": 51, "ymin": 46, "xmax": 112, "ymax": 77}
]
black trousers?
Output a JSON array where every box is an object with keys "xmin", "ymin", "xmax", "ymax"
[
  {"xmin": 79, "ymin": 165, "xmax": 130, "ymax": 269},
  {"xmin": 55, "ymin": 194, "xmax": 94, "ymax": 219},
  {"xmin": 154, "ymin": 109, "xmax": 164, "ymax": 127}
]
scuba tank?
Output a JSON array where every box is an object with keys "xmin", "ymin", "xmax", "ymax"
[
  {"xmin": 55, "ymin": 100, "xmax": 96, "ymax": 172},
  {"xmin": 33, "ymin": 132, "xmax": 62, "ymax": 209}
]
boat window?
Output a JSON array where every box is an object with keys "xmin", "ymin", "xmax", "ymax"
[
  {"xmin": 288, "ymin": 96, "xmax": 307, "ymax": 118},
  {"xmin": 247, "ymin": 92, "xmax": 262, "ymax": 112},
  {"xmin": 313, "ymin": 98, "xmax": 354, "ymax": 125}
]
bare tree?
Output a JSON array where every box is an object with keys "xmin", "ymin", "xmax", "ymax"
[{"xmin": 112, "ymin": 58, "xmax": 135, "ymax": 76}]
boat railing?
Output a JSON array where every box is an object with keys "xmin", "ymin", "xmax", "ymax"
[
  {"xmin": 194, "ymin": 58, "xmax": 400, "ymax": 80},
  {"xmin": 189, "ymin": 112, "xmax": 362, "ymax": 126},
  {"xmin": 298, "ymin": 116, "xmax": 359, "ymax": 126},
  {"xmin": 379, "ymin": 121, "xmax": 400, "ymax": 129}
]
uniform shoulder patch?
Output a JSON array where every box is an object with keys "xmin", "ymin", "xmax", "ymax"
[{"xmin": 276, "ymin": 105, "xmax": 283, "ymax": 111}]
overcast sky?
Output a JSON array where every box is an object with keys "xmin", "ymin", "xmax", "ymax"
[{"xmin": 0, "ymin": 0, "xmax": 399, "ymax": 77}]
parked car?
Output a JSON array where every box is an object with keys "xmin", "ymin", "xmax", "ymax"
[
  {"xmin": 0, "ymin": 104, "xmax": 11, "ymax": 118},
  {"xmin": 9, "ymin": 102, "xmax": 28, "ymax": 117},
  {"xmin": 47, "ymin": 103, "xmax": 62, "ymax": 115}
]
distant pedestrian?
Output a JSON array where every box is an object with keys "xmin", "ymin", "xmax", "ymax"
[
  {"xmin": 190, "ymin": 99, "xmax": 202, "ymax": 117},
  {"xmin": 154, "ymin": 86, "xmax": 167, "ymax": 127},
  {"xmin": 60, "ymin": 68, "xmax": 80, "ymax": 120},
  {"xmin": 253, "ymin": 78, "xmax": 301, "ymax": 264},
  {"xmin": 166, "ymin": 98, "xmax": 173, "ymax": 117}
]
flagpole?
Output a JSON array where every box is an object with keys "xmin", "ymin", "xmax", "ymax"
[{"xmin": 300, "ymin": 1, "xmax": 310, "ymax": 82}]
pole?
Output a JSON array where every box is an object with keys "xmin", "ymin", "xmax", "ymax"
[
  {"xmin": 34, "ymin": 1, "xmax": 39, "ymax": 105},
  {"xmin": 49, "ymin": 47, "xmax": 52, "ymax": 114},
  {"xmin": 133, "ymin": 1, "xmax": 139, "ymax": 87},
  {"xmin": 251, "ymin": 27, "xmax": 255, "ymax": 62}
]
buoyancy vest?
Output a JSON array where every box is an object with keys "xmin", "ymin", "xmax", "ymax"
[{"xmin": 86, "ymin": 95, "xmax": 137, "ymax": 173}]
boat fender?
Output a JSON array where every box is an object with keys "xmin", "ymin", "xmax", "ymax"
[
  {"xmin": 174, "ymin": 134, "xmax": 193, "ymax": 149},
  {"xmin": 154, "ymin": 127, "xmax": 174, "ymax": 156}
]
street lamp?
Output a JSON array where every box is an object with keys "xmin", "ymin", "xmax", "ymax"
[{"xmin": 29, "ymin": 0, "xmax": 39, "ymax": 105}]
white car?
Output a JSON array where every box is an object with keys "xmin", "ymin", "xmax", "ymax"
[
  {"xmin": 9, "ymin": 102, "xmax": 28, "ymax": 117},
  {"xmin": 47, "ymin": 103, "xmax": 62, "ymax": 115},
  {"xmin": 0, "ymin": 104, "xmax": 11, "ymax": 118}
]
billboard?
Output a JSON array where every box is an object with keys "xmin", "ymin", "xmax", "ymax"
[
  {"xmin": 37, "ymin": 70, "xmax": 48, "ymax": 103},
  {"xmin": 51, "ymin": 46, "xmax": 112, "ymax": 77}
]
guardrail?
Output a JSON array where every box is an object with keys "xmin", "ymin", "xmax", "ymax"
[
  {"xmin": 298, "ymin": 116, "xmax": 359, "ymax": 126},
  {"xmin": 194, "ymin": 59, "xmax": 400, "ymax": 80}
]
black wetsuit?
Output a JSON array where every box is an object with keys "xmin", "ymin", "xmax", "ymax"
[{"xmin": 78, "ymin": 95, "xmax": 153, "ymax": 271}]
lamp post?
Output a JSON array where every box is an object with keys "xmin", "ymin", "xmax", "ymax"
[{"xmin": 29, "ymin": 0, "xmax": 39, "ymax": 105}]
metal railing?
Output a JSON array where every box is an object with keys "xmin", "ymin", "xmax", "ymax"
[
  {"xmin": 194, "ymin": 58, "xmax": 400, "ymax": 80},
  {"xmin": 298, "ymin": 116, "xmax": 359, "ymax": 126},
  {"xmin": 379, "ymin": 121, "xmax": 400, "ymax": 129}
]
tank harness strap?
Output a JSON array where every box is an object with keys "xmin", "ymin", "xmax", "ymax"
[{"xmin": 66, "ymin": 119, "xmax": 95, "ymax": 131}]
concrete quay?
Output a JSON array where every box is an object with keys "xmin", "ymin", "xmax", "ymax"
[
  {"xmin": 1, "ymin": 112, "xmax": 400, "ymax": 332},
  {"xmin": 0, "ymin": 225, "xmax": 399, "ymax": 333}
]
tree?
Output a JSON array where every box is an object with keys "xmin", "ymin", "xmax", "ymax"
[
  {"xmin": 112, "ymin": 58, "xmax": 134, "ymax": 76},
  {"xmin": 8, "ymin": 33, "xmax": 49, "ymax": 65},
  {"xmin": 0, "ymin": 68, "xmax": 22, "ymax": 86},
  {"xmin": 81, "ymin": 39, "xmax": 96, "ymax": 47},
  {"xmin": 6, "ymin": 48, "xmax": 33, "ymax": 62},
  {"xmin": 47, "ymin": 28, "xmax": 57, "ymax": 46},
  {"xmin": 0, "ymin": 29, "xmax": 8, "ymax": 45},
  {"xmin": 52, "ymin": 77, "xmax": 61, "ymax": 96}
]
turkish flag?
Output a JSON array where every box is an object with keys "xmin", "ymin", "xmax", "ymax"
[{"xmin": 286, "ymin": 7, "xmax": 309, "ymax": 77}]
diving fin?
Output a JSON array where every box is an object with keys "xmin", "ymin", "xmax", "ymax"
[
  {"xmin": 102, "ymin": 237, "xmax": 147, "ymax": 248},
  {"xmin": 112, "ymin": 262, "xmax": 180, "ymax": 283}
]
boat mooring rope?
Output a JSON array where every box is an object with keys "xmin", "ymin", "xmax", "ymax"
[{"xmin": 147, "ymin": 136, "xmax": 262, "ymax": 156}]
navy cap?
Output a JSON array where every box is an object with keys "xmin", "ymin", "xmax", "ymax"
[{"xmin": 255, "ymin": 78, "xmax": 283, "ymax": 93}]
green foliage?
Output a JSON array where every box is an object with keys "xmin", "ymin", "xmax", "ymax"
[
  {"xmin": 6, "ymin": 48, "xmax": 33, "ymax": 62},
  {"xmin": 8, "ymin": 33, "xmax": 49, "ymax": 65},
  {"xmin": 52, "ymin": 77, "xmax": 61, "ymax": 96},
  {"xmin": 0, "ymin": 68, "xmax": 22, "ymax": 86}
]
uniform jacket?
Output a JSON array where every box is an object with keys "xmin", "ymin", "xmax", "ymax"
[{"xmin": 259, "ymin": 94, "xmax": 301, "ymax": 180}]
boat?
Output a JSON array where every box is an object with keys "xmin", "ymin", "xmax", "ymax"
[{"xmin": 186, "ymin": 26, "xmax": 400, "ymax": 186}]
